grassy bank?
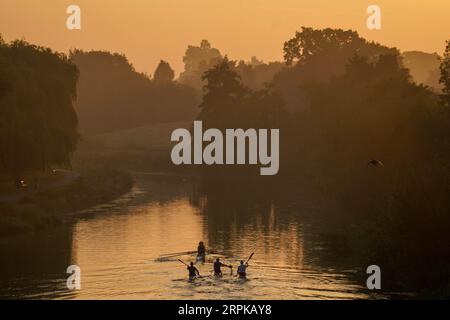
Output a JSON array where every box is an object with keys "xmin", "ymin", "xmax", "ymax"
[{"xmin": 0, "ymin": 169, "xmax": 133, "ymax": 237}]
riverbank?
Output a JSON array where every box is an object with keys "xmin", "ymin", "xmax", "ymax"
[{"xmin": 0, "ymin": 169, "xmax": 133, "ymax": 237}]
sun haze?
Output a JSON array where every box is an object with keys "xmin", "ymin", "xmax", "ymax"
[{"xmin": 0, "ymin": 0, "xmax": 449, "ymax": 75}]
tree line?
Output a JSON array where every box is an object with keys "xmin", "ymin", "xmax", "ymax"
[
  {"xmin": 0, "ymin": 38, "xmax": 79, "ymax": 185},
  {"xmin": 194, "ymin": 28, "xmax": 450, "ymax": 296},
  {"xmin": 71, "ymin": 50, "xmax": 199, "ymax": 134}
]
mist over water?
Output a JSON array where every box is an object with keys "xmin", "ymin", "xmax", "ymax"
[{"xmin": 0, "ymin": 174, "xmax": 379, "ymax": 300}]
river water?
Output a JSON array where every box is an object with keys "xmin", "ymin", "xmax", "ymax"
[{"xmin": 0, "ymin": 173, "xmax": 379, "ymax": 299}]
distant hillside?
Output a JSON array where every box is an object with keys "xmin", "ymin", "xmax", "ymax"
[{"xmin": 402, "ymin": 51, "xmax": 442, "ymax": 91}]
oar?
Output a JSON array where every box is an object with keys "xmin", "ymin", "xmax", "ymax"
[
  {"xmin": 156, "ymin": 251, "xmax": 196, "ymax": 261},
  {"xmin": 160, "ymin": 250, "xmax": 196, "ymax": 257},
  {"xmin": 221, "ymin": 263, "xmax": 234, "ymax": 275},
  {"xmin": 178, "ymin": 259, "xmax": 204, "ymax": 279},
  {"xmin": 246, "ymin": 252, "xmax": 254, "ymax": 264},
  {"xmin": 178, "ymin": 259, "xmax": 189, "ymax": 267}
]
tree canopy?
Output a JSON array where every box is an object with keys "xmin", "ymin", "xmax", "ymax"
[
  {"xmin": 179, "ymin": 40, "xmax": 223, "ymax": 90},
  {"xmin": 198, "ymin": 57, "xmax": 283, "ymax": 129},
  {"xmin": 439, "ymin": 40, "xmax": 450, "ymax": 106},
  {"xmin": 153, "ymin": 60, "xmax": 175, "ymax": 84},
  {"xmin": 283, "ymin": 27, "xmax": 396, "ymax": 66},
  {"xmin": 274, "ymin": 27, "xmax": 398, "ymax": 111},
  {"xmin": 0, "ymin": 40, "xmax": 79, "ymax": 180}
]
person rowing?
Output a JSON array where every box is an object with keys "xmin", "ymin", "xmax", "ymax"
[
  {"xmin": 237, "ymin": 260, "xmax": 249, "ymax": 278},
  {"xmin": 237, "ymin": 253, "xmax": 254, "ymax": 278},
  {"xmin": 197, "ymin": 241, "xmax": 206, "ymax": 262},
  {"xmin": 187, "ymin": 262, "xmax": 200, "ymax": 280},
  {"xmin": 213, "ymin": 258, "xmax": 232, "ymax": 277}
]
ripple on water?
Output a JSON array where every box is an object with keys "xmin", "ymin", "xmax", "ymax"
[{"xmin": 0, "ymin": 175, "xmax": 384, "ymax": 300}]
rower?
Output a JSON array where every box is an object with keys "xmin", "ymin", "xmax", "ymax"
[
  {"xmin": 187, "ymin": 262, "xmax": 200, "ymax": 280},
  {"xmin": 213, "ymin": 258, "xmax": 231, "ymax": 276},
  {"xmin": 237, "ymin": 260, "xmax": 249, "ymax": 278},
  {"xmin": 197, "ymin": 241, "xmax": 206, "ymax": 262}
]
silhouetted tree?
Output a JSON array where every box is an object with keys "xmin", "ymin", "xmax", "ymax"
[
  {"xmin": 283, "ymin": 27, "xmax": 396, "ymax": 65},
  {"xmin": 153, "ymin": 60, "xmax": 175, "ymax": 84},
  {"xmin": 179, "ymin": 40, "xmax": 222, "ymax": 90},
  {"xmin": 198, "ymin": 57, "xmax": 283, "ymax": 129},
  {"xmin": 250, "ymin": 56, "xmax": 263, "ymax": 67},
  {"xmin": 198, "ymin": 57, "xmax": 249, "ymax": 128},
  {"xmin": 235, "ymin": 59, "xmax": 285, "ymax": 90},
  {"xmin": 0, "ymin": 40, "xmax": 79, "ymax": 183},
  {"xmin": 287, "ymin": 52, "xmax": 434, "ymax": 174},
  {"xmin": 275, "ymin": 27, "xmax": 397, "ymax": 111},
  {"xmin": 0, "ymin": 36, "xmax": 11, "ymax": 100},
  {"xmin": 440, "ymin": 40, "xmax": 450, "ymax": 106}
]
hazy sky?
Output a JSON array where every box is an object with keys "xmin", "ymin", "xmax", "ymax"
[{"xmin": 1, "ymin": 0, "xmax": 449, "ymax": 75}]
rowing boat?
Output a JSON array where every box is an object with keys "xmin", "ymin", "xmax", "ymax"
[{"xmin": 196, "ymin": 254, "xmax": 205, "ymax": 263}]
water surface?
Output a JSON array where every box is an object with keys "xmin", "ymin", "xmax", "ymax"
[{"xmin": 0, "ymin": 174, "xmax": 377, "ymax": 299}]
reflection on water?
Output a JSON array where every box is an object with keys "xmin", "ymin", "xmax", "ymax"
[{"xmin": 0, "ymin": 174, "xmax": 377, "ymax": 299}]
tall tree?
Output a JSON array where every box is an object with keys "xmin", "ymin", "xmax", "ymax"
[
  {"xmin": 198, "ymin": 57, "xmax": 248, "ymax": 128},
  {"xmin": 179, "ymin": 40, "xmax": 222, "ymax": 90},
  {"xmin": 0, "ymin": 40, "xmax": 79, "ymax": 183},
  {"xmin": 0, "ymin": 36, "xmax": 8, "ymax": 98},
  {"xmin": 198, "ymin": 57, "xmax": 283, "ymax": 129},
  {"xmin": 153, "ymin": 60, "xmax": 175, "ymax": 84},
  {"xmin": 440, "ymin": 40, "xmax": 450, "ymax": 106},
  {"xmin": 275, "ymin": 27, "xmax": 397, "ymax": 111},
  {"xmin": 283, "ymin": 27, "xmax": 395, "ymax": 66}
]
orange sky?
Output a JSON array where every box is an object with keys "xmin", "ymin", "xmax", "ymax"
[{"xmin": 1, "ymin": 0, "xmax": 449, "ymax": 75}]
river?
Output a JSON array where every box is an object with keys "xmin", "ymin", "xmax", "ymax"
[{"xmin": 0, "ymin": 173, "xmax": 379, "ymax": 299}]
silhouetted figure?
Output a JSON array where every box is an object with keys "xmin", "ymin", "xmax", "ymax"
[
  {"xmin": 197, "ymin": 241, "xmax": 206, "ymax": 262},
  {"xmin": 237, "ymin": 260, "xmax": 249, "ymax": 278},
  {"xmin": 187, "ymin": 262, "xmax": 200, "ymax": 280},
  {"xmin": 213, "ymin": 258, "xmax": 231, "ymax": 276},
  {"xmin": 366, "ymin": 159, "xmax": 384, "ymax": 168}
]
